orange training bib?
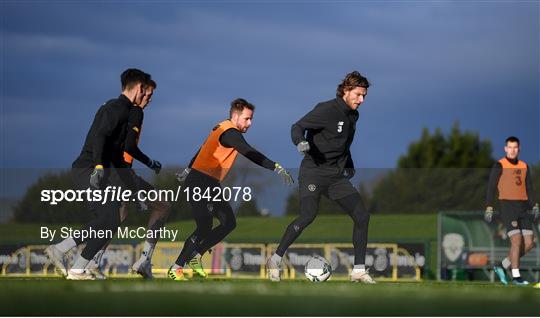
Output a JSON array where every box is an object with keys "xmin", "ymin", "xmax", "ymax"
[
  {"xmin": 191, "ymin": 120, "xmax": 239, "ymax": 181},
  {"xmin": 497, "ymin": 157, "xmax": 528, "ymax": 201}
]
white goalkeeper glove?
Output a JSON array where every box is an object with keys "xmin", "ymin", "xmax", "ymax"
[
  {"xmin": 296, "ymin": 141, "xmax": 310, "ymax": 155},
  {"xmin": 176, "ymin": 168, "xmax": 191, "ymax": 183},
  {"xmin": 274, "ymin": 163, "xmax": 294, "ymax": 186},
  {"xmin": 484, "ymin": 206, "xmax": 494, "ymax": 223}
]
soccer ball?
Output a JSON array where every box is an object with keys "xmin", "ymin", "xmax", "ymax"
[{"xmin": 304, "ymin": 255, "xmax": 332, "ymax": 282}]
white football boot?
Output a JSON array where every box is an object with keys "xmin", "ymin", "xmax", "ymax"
[
  {"xmin": 85, "ymin": 260, "xmax": 106, "ymax": 280},
  {"xmin": 66, "ymin": 269, "xmax": 96, "ymax": 280},
  {"xmin": 266, "ymin": 257, "xmax": 281, "ymax": 282},
  {"xmin": 44, "ymin": 245, "xmax": 67, "ymax": 277},
  {"xmin": 132, "ymin": 257, "xmax": 153, "ymax": 279},
  {"xmin": 350, "ymin": 270, "xmax": 376, "ymax": 284}
]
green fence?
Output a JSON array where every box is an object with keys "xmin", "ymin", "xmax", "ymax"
[{"xmin": 438, "ymin": 211, "xmax": 540, "ymax": 281}]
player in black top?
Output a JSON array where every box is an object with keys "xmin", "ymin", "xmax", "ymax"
[
  {"xmin": 267, "ymin": 71, "xmax": 375, "ymax": 283},
  {"xmin": 45, "ymin": 68, "xmax": 151, "ymax": 280},
  {"xmin": 123, "ymin": 80, "xmax": 162, "ymax": 173},
  {"xmin": 84, "ymin": 79, "xmax": 170, "ymax": 279},
  {"xmin": 123, "ymin": 80, "xmax": 170, "ymax": 279}
]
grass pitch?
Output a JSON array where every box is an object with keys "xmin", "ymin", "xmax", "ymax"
[{"xmin": 1, "ymin": 278, "xmax": 538, "ymax": 316}]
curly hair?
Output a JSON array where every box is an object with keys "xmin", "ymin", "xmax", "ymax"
[{"xmin": 336, "ymin": 71, "xmax": 370, "ymax": 97}]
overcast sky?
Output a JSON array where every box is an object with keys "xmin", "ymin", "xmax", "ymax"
[{"xmin": 2, "ymin": 1, "xmax": 539, "ymax": 172}]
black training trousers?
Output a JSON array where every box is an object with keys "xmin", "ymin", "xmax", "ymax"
[
  {"xmin": 71, "ymin": 167, "xmax": 121, "ymax": 260},
  {"xmin": 276, "ymin": 171, "xmax": 370, "ymax": 265},
  {"xmin": 175, "ymin": 169, "xmax": 236, "ymax": 266}
]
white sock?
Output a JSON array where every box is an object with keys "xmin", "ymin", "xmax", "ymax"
[
  {"xmin": 511, "ymin": 268, "xmax": 520, "ymax": 278},
  {"xmin": 141, "ymin": 241, "xmax": 156, "ymax": 260},
  {"xmin": 71, "ymin": 256, "xmax": 90, "ymax": 273},
  {"xmin": 171, "ymin": 263, "xmax": 182, "ymax": 270},
  {"xmin": 86, "ymin": 249, "xmax": 105, "ymax": 269},
  {"xmin": 501, "ymin": 258, "xmax": 511, "ymax": 269},
  {"xmin": 353, "ymin": 264, "xmax": 366, "ymax": 273},
  {"xmin": 271, "ymin": 253, "xmax": 282, "ymax": 264},
  {"xmin": 93, "ymin": 249, "xmax": 105, "ymax": 263},
  {"xmin": 86, "ymin": 259, "xmax": 97, "ymax": 270},
  {"xmin": 55, "ymin": 238, "xmax": 76, "ymax": 253}
]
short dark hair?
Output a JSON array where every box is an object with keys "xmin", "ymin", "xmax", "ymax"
[
  {"xmin": 121, "ymin": 68, "xmax": 151, "ymax": 90},
  {"xmin": 229, "ymin": 98, "xmax": 255, "ymax": 118},
  {"xmin": 146, "ymin": 78, "xmax": 157, "ymax": 89},
  {"xmin": 336, "ymin": 71, "xmax": 370, "ymax": 97},
  {"xmin": 505, "ymin": 136, "xmax": 520, "ymax": 146}
]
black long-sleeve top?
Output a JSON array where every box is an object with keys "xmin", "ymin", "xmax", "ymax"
[
  {"xmin": 72, "ymin": 94, "xmax": 141, "ymax": 191},
  {"xmin": 123, "ymin": 106, "xmax": 151, "ymax": 167},
  {"xmin": 73, "ymin": 94, "xmax": 133, "ymax": 169},
  {"xmin": 291, "ymin": 96, "xmax": 358, "ymax": 172}
]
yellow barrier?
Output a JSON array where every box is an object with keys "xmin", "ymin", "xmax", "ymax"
[{"xmin": 1, "ymin": 242, "xmax": 422, "ymax": 281}]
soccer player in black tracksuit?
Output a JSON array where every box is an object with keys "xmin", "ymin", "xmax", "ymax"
[
  {"xmin": 45, "ymin": 68, "xmax": 151, "ymax": 280},
  {"xmin": 84, "ymin": 79, "xmax": 169, "ymax": 279},
  {"xmin": 484, "ymin": 136, "xmax": 538, "ymax": 285},
  {"xmin": 267, "ymin": 71, "xmax": 376, "ymax": 283}
]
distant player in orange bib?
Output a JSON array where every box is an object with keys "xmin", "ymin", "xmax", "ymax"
[
  {"xmin": 485, "ymin": 136, "xmax": 538, "ymax": 286},
  {"xmin": 168, "ymin": 98, "xmax": 294, "ymax": 280}
]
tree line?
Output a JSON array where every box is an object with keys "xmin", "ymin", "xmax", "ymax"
[{"xmin": 13, "ymin": 123, "xmax": 540, "ymax": 222}]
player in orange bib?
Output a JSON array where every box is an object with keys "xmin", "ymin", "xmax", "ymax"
[
  {"xmin": 485, "ymin": 136, "xmax": 538, "ymax": 285},
  {"xmin": 168, "ymin": 98, "xmax": 294, "ymax": 280}
]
